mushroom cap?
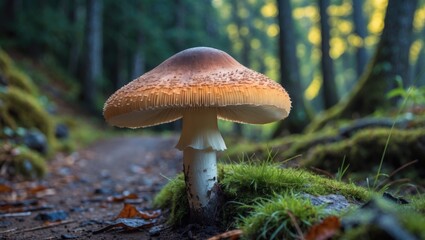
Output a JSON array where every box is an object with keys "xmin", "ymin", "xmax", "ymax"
[{"xmin": 103, "ymin": 47, "xmax": 291, "ymax": 128}]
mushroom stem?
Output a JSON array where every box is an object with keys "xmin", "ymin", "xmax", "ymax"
[
  {"xmin": 176, "ymin": 108, "xmax": 225, "ymax": 224},
  {"xmin": 183, "ymin": 148, "xmax": 218, "ymax": 221}
]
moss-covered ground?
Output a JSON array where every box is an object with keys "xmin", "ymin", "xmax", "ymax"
[
  {"xmin": 154, "ymin": 161, "xmax": 425, "ymax": 239},
  {"xmin": 154, "ymin": 162, "xmax": 370, "ymax": 228}
]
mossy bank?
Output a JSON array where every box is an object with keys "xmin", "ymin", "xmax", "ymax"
[{"xmin": 154, "ymin": 162, "xmax": 425, "ymax": 239}]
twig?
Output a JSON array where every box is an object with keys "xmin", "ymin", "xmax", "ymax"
[
  {"xmin": 0, "ymin": 228, "xmax": 17, "ymax": 234},
  {"xmin": 388, "ymin": 160, "xmax": 418, "ymax": 179},
  {"xmin": 308, "ymin": 167, "xmax": 333, "ymax": 178},
  {"xmin": 0, "ymin": 211, "xmax": 31, "ymax": 217},
  {"xmin": 8, "ymin": 220, "xmax": 75, "ymax": 234},
  {"xmin": 286, "ymin": 211, "xmax": 305, "ymax": 240}
]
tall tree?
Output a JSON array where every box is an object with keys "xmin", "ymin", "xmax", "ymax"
[
  {"xmin": 306, "ymin": 0, "xmax": 418, "ymax": 133},
  {"xmin": 83, "ymin": 0, "xmax": 103, "ymax": 110},
  {"xmin": 273, "ymin": 0, "xmax": 310, "ymax": 136},
  {"xmin": 230, "ymin": 0, "xmax": 251, "ymax": 136},
  {"xmin": 352, "ymin": 0, "xmax": 368, "ymax": 78},
  {"xmin": 352, "ymin": 0, "xmax": 367, "ymax": 77},
  {"xmin": 319, "ymin": 0, "xmax": 338, "ymax": 109}
]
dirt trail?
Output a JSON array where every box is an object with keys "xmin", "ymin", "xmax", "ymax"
[{"xmin": 1, "ymin": 136, "xmax": 184, "ymax": 240}]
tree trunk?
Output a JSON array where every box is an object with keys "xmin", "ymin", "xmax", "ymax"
[
  {"xmin": 352, "ymin": 0, "xmax": 368, "ymax": 78},
  {"xmin": 231, "ymin": 0, "xmax": 251, "ymax": 136},
  {"xmin": 306, "ymin": 0, "xmax": 418, "ymax": 133},
  {"xmin": 83, "ymin": 0, "xmax": 103, "ymax": 110},
  {"xmin": 272, "ymin": 0, "xmax": 310, "ymax": 137},
  {"xmin": 319, "ymin": 0, "xmax": 338, "ymax": 109},
  {"xmin": 131, "ymin": 32, "xmax": 145, "ymax": 79},
  {"xmin": 67, "ymin": 0, "xmax": 84, "ymax": 76}
]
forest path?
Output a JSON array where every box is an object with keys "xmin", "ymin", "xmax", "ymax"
[{"xmin": 2, "ymin": 136, "xmax": 185, "ymax": 240}]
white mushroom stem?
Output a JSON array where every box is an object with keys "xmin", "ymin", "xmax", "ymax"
[
  {"xmin": 183, "ymin": 148, "xmax": 217, "ymax": 210},
  {"xmin": 176, "ymin": 108, "xmax": 226, "ymax": 220}
]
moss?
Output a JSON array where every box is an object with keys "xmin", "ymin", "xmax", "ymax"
[
  {"xmin": 0, "ymin": 87, "xmax": 55, "ymax": 151},
  {"xmin": 226, "ymin": 130, "xmax": 340, "ymax": 166},
  {"xmin": 0, "ymin": 144, "xmax": 47, "ymax": 178},
  {"xmin": 0, "ymin": 48, "xmax": 13, "ymax": 71},
  {"xmin": 153, "ymin": 175, "xmax": 188, "ymax": 225},
  {"xmin": 240, "ymin": 194, "xmax": 323, "ymax": 240},
  {"xmin": 13, "ymin": 146, "xmax": 47, "ymax": 178},
  {"xmin": 2, "ymin": 67, "xmax": 38, "ymax": 95},
  {"xmin": 409, "ymin": 195, "xmax": 425, "ymax": 214},
  {"xmin": 303, "ymin": 128, "xmax": 425, "ymax": 173},
  {"xmin": 154, "ymin": 162, "xmax": 371, "ymax": 227}
]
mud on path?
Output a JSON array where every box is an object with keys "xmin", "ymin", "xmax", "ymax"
[{"xmin": 1, "ymin": 136, "xmax": 188, "ymax": 240}]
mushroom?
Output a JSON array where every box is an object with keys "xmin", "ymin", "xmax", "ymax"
[{"xmin": 103, "ymin": 47, "xmax": 291, "ymax": 224}]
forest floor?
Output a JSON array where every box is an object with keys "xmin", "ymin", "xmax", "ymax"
[{"xmin": 0, "ymin": 135, "xmax": 220, "ymax": 240}]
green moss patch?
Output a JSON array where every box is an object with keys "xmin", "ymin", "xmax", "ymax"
[
  {"xmin": 0, "ymin": 86, "xmax": 55, "ymax": 148},
  {"xmin": 240, "ymin": 194, "xmax": 324, "ymax": 240},
  {"xmin": 154, "ymin": 162, "xmax": 371, "ymax": 227},
  {"xmin": 303, "ymin": 128, "xmax": 425, "ymax": 173},
  {"xmin": 0, "ymin": 144, "xmax": 47, "ymax": 179}
]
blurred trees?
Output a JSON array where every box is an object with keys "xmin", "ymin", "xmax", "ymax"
[
  {"xmin": 306, "ymin": 0, "xmax": 419, "ymax": 132},
  {"xmin": 0, "ymin": 0, "xmax": 424, "ymax": 137},
  {"xmin": 352, "ymin": 0, "xmax": 368, "ymax": 77},
  {"xmin": 319, "ymin": 0, "xmax": 338, "ymax": 109},
  {"xmin": 273, "ymin": 0, "xmax": 310, "ymax": 136},
  {"xmin": 83, "ymin": 0, "xmax": 103, "ymax": 110}
]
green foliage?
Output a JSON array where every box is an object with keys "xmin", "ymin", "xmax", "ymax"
[
  {"xmin": 153, "ymin": 175, "xmax": 188, "ymax": 225},
  {"xmin": 240, "ymin": 194, "xmax": 322, "ymax": 240},
  {"xmin": 154, "ymin": 162, "xmax": 371, "ymax": 226},
  {"xmin": 387, "ymin": 78, "xmax": 425, "ymax": 108}
]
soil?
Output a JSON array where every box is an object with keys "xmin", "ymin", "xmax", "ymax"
[{"xmin": 0, "ymin": 136, "xmax": 221, "ymax": 239}]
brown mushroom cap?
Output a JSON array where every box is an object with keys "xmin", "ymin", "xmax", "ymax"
[{"xmin": 103, "ymin": 47, "xmax": 291, "ymax": 128}]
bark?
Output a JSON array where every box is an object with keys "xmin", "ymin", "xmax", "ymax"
[
  {"xmin": 306, "ymin": 0, "xmax": 418, "ymax": 133},
  {"xmin": 319, "ymin": 0, "xmax": 338, "ymax": 109},
  {"xmin": 83, "ymin": 0, "xmax": 103, "ymax": 110},
  {"xmin": 352, "ymin": 0, "xmax": 368, "ymax": 78},
  {"xmin": 272, "ymin": 0, "xmax": 310, "ymax": 137}
]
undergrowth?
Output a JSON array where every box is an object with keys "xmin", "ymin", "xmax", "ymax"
[{"xmin": 153, "ymin": 161, "xmax": 371, "ymax": 228}]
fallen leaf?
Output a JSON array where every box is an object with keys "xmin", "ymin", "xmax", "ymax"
[
  {"xmin": 28, "ymin": 185, "xmax": 47, "ymax": 195},
  {"xmin": 93, "ymin": 218, "xmax": 156, "ymax": 234},
  {"xmin": 114, "ymin": 203, "xmax": 160, "ymax": 220},
  {"xmin": 0, "ymin": 184, "xmax": 13, "ymax": 193},
  {"xmin": 208, "ymin": 229, "xmax": 243, "ymax": 240},
  {"xmin": 107, "ymin": 192, "xmax": 138, "ymax": 202},
  {"xmin": 305, "ymin": 216, "xmax": 340, "ymax": 240}
]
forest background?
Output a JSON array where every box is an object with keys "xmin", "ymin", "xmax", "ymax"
[{"xmin": 0, "ymin": 0, "xmax": 424, "ymax": 138}]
